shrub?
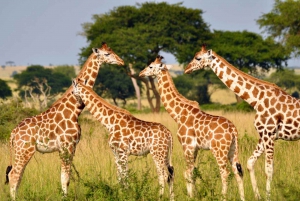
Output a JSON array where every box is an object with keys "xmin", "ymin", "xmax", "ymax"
[{"xmin": 0, "ymin": 99, "xmax": 38, "ymax": 141}]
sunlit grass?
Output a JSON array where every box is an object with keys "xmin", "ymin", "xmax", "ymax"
[{"xmin": 1, "ymin": 110, "xmax": 300, "ymax": 200}]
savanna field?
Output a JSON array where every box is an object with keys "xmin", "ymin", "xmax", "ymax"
[{"xmin": 1, "ymin": 68, "xmax": 300, "ymax": 200}]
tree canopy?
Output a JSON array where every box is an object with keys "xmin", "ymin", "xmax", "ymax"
[
  {"xmin": 94, "ymin": 65, "xmax": 137, "ymax": 106},
  {"xmin": 257, "ymin": 0, "xmax": 300, "ymax": 57},
  {"xmin": 209, "ymin": 30, "xmax": 289, "ymax": 71},
  {"xmin": 13, "ymin": 65, "xmax": 71, "ymax": 110},
  {"xmin": 0, "ymin": 79, "xmax": 12, "ymax": 99},
  {"xmin": 52, "ymin": 65, "xmax": 76, "ymax": 79}
]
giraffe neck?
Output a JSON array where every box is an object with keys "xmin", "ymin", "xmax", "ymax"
[
  {"xmin": 77, "ymin": 84, "xmax": 130, "ymax": 129},
  {"xmin": 209, "ymin": 52, "xmax": 285, "ymax": 108},
  {"xmin": 156, "ymin": 70, "xmax": 199, "ymax": 122},
  {"xmin": 51, "ymin": 54, "xmax": 102, "ymax": 106}
]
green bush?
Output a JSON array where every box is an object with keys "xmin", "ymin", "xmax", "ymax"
[{"xmin": 0, "ymin": 99, "xmax": 38, "ymax": 141}]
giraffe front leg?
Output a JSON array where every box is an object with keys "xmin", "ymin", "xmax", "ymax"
[
  {"xmin": 264, "ymin": 139, "xmax": 274, "ymax": 201},
  {"xmin": 183, "ymin": 148, "xmax": 197, "ymax": 198},
  {"xmin": 112, "ymin": 149, "xmax": 129, "ymax": 187},
  {"xmin": 247, "ymin": 138, "xmax": 264, "ymax": 200},
  {"xmin": 59, "ymin": 148, "xmax": 74, "ymax": 197}
]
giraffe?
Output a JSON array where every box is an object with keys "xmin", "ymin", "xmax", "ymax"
[
  {"xmin": 139, "ymin": 56, "xmax": 245, "ymax": 201},
  {"xmin": 72, "ymin": 78, "xmax": 175, "ymax": 201},
  {"xmin": 184, "ymin": 45, "xmax": 300, "ymax": 200},
  {"xmin": 5, "ymin": 42, "xmax": 124, "ymax": 200}
]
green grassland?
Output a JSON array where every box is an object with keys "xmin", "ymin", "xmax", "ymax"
[{"xmin": 1, "ymin": 110, "xmax": 300, "ymax": 200}]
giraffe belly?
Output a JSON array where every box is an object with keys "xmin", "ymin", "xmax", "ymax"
[{"xmin": 36, "ymin": 140, "xmax": 58, "ymax": 153}]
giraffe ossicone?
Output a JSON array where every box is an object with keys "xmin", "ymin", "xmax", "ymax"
[
  {"xmin": 185, "ymin": 45, "xmax": 300, "ymax": 200},
  {"xmin": 72, "ymin": 78, "xmax": 175, "ymax": 201},
  {"xmin": 139, "ymin": 55, "xmax": 245, "ymax": 201},
  {"xmin": 5, "ymin": 42, "xmax": 124, "ymax": 200}
]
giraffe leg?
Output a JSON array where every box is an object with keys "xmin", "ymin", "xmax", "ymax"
[
  {"xmin": 9, "ymin": 147, "xmax": 35, "ymax": 200},
  {"xmin": 263, "ymin": 139, "xmax": 274, "ymax": 201},
  {"xmin": 227, "ymin": 139, "xmax": 245, "ymax": 201},
  {"xmin": 212, "ymin": 149, "xmax": 230, "ymax": 201},
  {"xmin": 151, "ymin": 153, "xmax": 166, "ymax": 199},
  {"xmin": 183, "ymin": 148, "xmax": 197, "ymax": 197},
  {"xmin": 59, "ymin": 148, "xmax": 74, "ymax": 197},
  {"xmin": 247, "ymin": 138, "xmax": 264, "ymax": 200},
  {"xmin": 112, "ymin": 149, "xmax": 129, "ymax": 186}
]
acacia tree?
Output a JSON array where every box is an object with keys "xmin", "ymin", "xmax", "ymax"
[
  {"xmin": 257, "ymin": 0, "xmax": 300, "ymax": 57},
  {"xmin": 0, "ymin": 79, "xmax": 12, "ymax": 99},
  {"xmin": 79, "ymin": 2, "xmax": 211, "ymax": 112},
  {"xmin": 13, "ymin": 65, "xmax": 70, "ymax": 110}
]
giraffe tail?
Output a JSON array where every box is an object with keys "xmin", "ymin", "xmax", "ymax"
[
  {"xmin": 231, "ymin": 128, "xmax": 243, "ymax": 177},
  {"xmin": 167, "ymin": 133, "xmax": 174, "ymax": 183},
  {"xmin": 5, "ymin": 130, "xmax": 15, "ymax": 185}
]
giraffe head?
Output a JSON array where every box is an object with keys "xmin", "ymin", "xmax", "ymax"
[
  {"xmin": 93, "ymin": 42, "xmax": 124, "ymax": 66},
  {"xmin": 139, "ymin": 55, "xmax": 172, "ymax": 77},
  {"xmin": 184, "ymin": 44, "xmax": 214, "ymax": 74},
  {"xmin": 72, "ymin": 78, "xmax": 87, "ymax": 105}
]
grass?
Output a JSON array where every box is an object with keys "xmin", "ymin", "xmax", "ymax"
[{"xmin": 1, "ymin": 110, "xmax": 300, "ymax": 200}]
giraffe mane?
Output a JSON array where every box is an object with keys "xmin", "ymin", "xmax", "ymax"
[
  {"xmin": 212, "ymin": 51, "xmax": 287, "ymax": 94},
  {"xmin": 163, "ymin": 67, "xmax": 199, "ymax": 108}
]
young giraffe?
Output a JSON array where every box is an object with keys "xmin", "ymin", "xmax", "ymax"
[
  {"xmin": 5, "ymin": 42, "xmax": 124, "ymax": 200},
  {"xmin": 72, "ymin": 78, "xmax": 175, "ymax": 201},
  {"xmin": 185, "ymin": 45, "xmax": 300, "ymax": 200},
  {"xmin": 139, "ymin": 56, "xmax": 244, "ymax": 201}
]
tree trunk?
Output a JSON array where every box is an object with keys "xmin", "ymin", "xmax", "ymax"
[
  {"xmin": 148, "ymin": 76, "xmax": 161, "ymax": 113},
  {"xmin": 128, "ymin": 65, "xmax": 141, "ymax": 110}
]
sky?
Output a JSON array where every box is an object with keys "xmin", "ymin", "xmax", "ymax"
[{"xmin": 0, "ymin": 0, "xmax": 299, "ymax": 67}]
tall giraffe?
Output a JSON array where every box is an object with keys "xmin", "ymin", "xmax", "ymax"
[
  {"xmin": 139, "ymin": 56, "xmax": 244, "ymax": 201},
  {"xmin": 184, "ymin": 45, "xmax": 300, "ymax": 200},
  {"xmin": 5, "ymin": 42, "xmax": 124, "ymax": 200},
  {"xmin": 72, "ymin": 78, "xmax": 174, "ymax": 200}
]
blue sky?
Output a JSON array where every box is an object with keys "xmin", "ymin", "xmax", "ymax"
[{"xmin": 1, "ymin": 0, "xmax": 299, "ymax": 67}]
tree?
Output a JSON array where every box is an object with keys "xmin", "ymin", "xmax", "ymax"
[
  {"xmin": 257, "ymin": 0, "xmax": 300, "ymax": 57},
  {"xmin": 13, "ymin": 65, "xmax": 71, "ymax": 110},
  {"xmin": 0, "ymin": 79, "xmax": 12, "ymax": 99},
  {"xmin": 209, "ymin": 30, "xmax": 289, "ymax": 71},
  {"xmin": 94, "ymin": 65, "xmax": 137, "ymax": 107},
  {"xmin": 266, "ymin": 68, "xmax": 300, "ymax": 94},
  {"xmin": 53, "ymin": 65, "xmax": 76, "ymax": 79},
  {"xmin": 174, "ymin": 69, "xmax": 224, "ymax": 104},
  {"xmin": 79, "ymin": 2, "xmax": 211, "ymax": 112}
]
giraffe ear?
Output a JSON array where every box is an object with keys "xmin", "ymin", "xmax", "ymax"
[
  {"xmin": 92, "ymin": 48, "xmax": 99, "ymax": 54},
  {"xmin": 207, "ymin": 49, "xmax": 212, "ymax": 55}
]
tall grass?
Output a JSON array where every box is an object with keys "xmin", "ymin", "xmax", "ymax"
[{"xmin": 1, "ymin": 110, "xmax": 300, "ymax": 200}]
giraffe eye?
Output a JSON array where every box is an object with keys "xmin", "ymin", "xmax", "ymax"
[
  {"xmin": 159, "ymin": 63, "xmax": 163, "ymax": 67},
  {"xmin": 195, "ymin": 57, "xmax": 201, "ymax": 61},
  {"xmin": 104, "ymin": 53, "xmax": 110, "ymax": 56},
  {"xmin": 149, "ymin": 66, "xmax": 153, "ymax": 69}
]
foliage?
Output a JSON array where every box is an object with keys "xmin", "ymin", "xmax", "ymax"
[
  {"xmin": 94, "ymin": 65, "xmax": 137, "ymax": 106},
  {"xmin": 174, "ymin": 69, "xmax": 224, "ymax": 104},
  {"xmin": 79, "ymin": 2, "xmax": 211, "ymax": 68},
  {"xmin": 0, "ymin": 99, "xmax": 38, "ymax": 141},
  {"xmin": 13, "ymin": 65, "xmax": 71, "ymax": 110},
  {"xmin": 209, "ymin": 30, "xmax": 289, "ymax": 71},
  {"xmin": 52, "ymin": 65, "xmax": 76, "ymax": 79},
  {"xmin": 257, "ymin": 0, "xmax": 300, "ymax": 57},
  {"xmin": 266, "ymin": 68, "xmax": 300, "ymax": 92},
  {"xmin": 13, "ymin": 65, "xmax": 70, "ymax": 95},
  {"xmin": 0, "ymin": 79, "xmax": 12, "ymax": 99}
]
